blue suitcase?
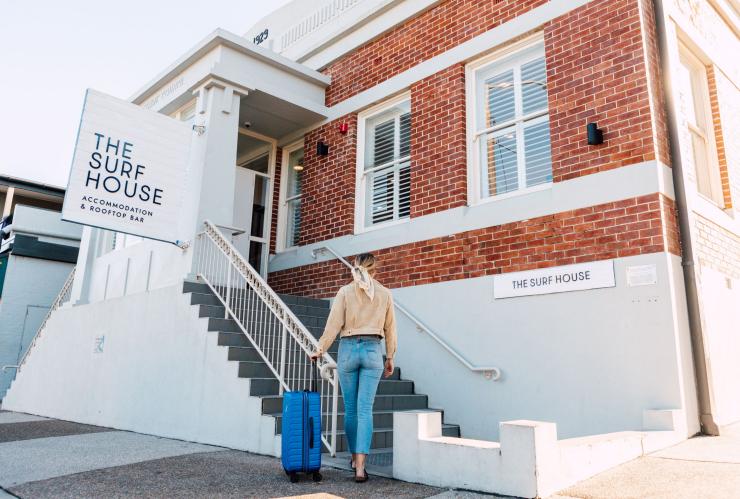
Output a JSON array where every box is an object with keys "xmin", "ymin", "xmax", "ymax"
[{"xmin": 281, "ymin": 366, "xmax": 322, "ymax": 482}]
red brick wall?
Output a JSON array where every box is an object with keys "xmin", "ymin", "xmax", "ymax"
[
  {"xmin": 268, "ymin": 193, "xmax": 679, "ymax": 298},
  {"xmin": 639, "ymin": 0, "xmax": 671, "ymax": 166},
  {"xmin": 269, "ymin": 147, "xmax": 282, "ymax": 255},
  {"xmin": 409, "ymin": 63, "xmax": 468, "ymax": 217},
  {"xmin": 544, "ymin": 0, "xmax": 662, "ymax": 182},
  {"xmin": 707, "ymin": 66, "xmax": 732, "ymax": 209},
  {"xmin": 322, "ymin": 0, "xmax": 548, "ymax": 106},
  {"xmin": 299, "ymin": 114, "xmax": 358, "ymax": 245}
]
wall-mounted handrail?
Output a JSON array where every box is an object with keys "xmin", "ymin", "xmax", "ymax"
[
  {"xmin": 310, "ymin": 246, "xmax": 501, "ymax": 381},
  {"xmin": 2, "ymin": 267, "xmax": 76, "ymax": 373}
]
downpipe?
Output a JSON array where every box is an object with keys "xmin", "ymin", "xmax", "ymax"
[{"xmin": 653, "ymin": 0, "xmax": 718, "ymax": 435}]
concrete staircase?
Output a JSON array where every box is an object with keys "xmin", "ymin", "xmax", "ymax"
[{"xmin": 183, "ymin": 281, "xmax": 460, "ymax": 467}]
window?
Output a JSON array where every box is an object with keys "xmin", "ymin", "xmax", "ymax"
[
  {"xmin": 677, "ymin": 45, "xmax": 723, "ymax": 206},
  {"xmin": 357, "ymin": 96, "xmax": 411, "ymax": 230},
  {"xmin": 469, "ymin": 40, "xmax": 551, "ymax": 201},
  {"xmin": 283, "ymin": 146, "xmax": 303, "ymax": 248}
]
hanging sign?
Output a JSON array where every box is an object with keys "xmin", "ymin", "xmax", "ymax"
[
  {"xmin": 62, "ymin": 89, "xmax": 192, "ymax": 245},
  {"xmin": 494, "ymin": 260, "xmax": 616, "ymax": 299}
]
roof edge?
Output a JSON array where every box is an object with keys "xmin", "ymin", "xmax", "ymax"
[{"xmin": 129, "ymin": 28, "xmax": 331, "ymax": 105}]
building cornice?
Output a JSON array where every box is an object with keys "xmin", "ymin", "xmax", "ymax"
[{"xmin": 129, "ymin": 28, "xmax": 330, "ymax": 106}]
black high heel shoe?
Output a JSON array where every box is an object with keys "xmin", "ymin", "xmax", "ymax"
[{"xmin": 354, "ymin": 468, "xmax": 369, "ymax": 483}]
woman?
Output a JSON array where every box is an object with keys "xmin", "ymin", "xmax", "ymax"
[{"xmin": 310, "ymin": 253, "xmax": 397, "ymax": 483}]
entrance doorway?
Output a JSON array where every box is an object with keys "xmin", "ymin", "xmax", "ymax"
[{"xmin": 233, "ymin": 129, "xmax": 275, "ymax": 277}]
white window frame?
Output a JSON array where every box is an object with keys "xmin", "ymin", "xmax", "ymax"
[
  {"xmin": 355, "ymin": 92, "xmax": 412, "ymax": 234},
  {"xmin": 677, "ymin": 43, "xmax": 724, "ymax": 207},
  {"xmin": 466, "ymin": 33, "xmax": 551, "ymax": 206},
  {"xmin": 276, "ymin": 139, "xmax": 305, "ymax": 252}
]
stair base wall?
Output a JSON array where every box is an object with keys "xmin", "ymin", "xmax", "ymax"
[{"xmin": 2, "ymin": 284, "xmax": 280, "ymax": 457}]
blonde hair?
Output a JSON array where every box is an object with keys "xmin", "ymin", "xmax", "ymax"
[{"xmin": 354, "ymin": 253, "xmax": 377, "ymax": 276}]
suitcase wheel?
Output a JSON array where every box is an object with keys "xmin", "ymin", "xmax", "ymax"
[
  {"xmin": 312, "ymin": 471, "xmax": 323, "ymax": 482},
  {"xmin": 289, "ymin": 472, "xmax": 299, "ymax": 483}
]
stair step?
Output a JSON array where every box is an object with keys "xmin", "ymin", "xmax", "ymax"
[
  {"xmin": 228, "ymin": 345, "xmax": 338, "ymax": 363},
  {"xmin": 321, "ymin": 424, "xmax": 460, "ymax": 453},
  {"xmin": 273, "ymin": 409, "xmax": 396, "ymax": 433},
  {"xmin": 207, "ymin": 317, "xmax": 241, "ymax": 332},
  {"xmin": 238, "ymin": 361, "xmax": 402, "ymax": 381},
  {"xmin": 200, "ymin": 305, "xmax": 330, "ymax": 332},
  {"xmin": 183, "ymin": 281, "xmax": 213, "ymax": 295},
  {"xmin": 279, "ymin": 294, "xmax": 330, "ymax": 309},
  {"xmin": 217, "ymin": 332, "xmax": 250, "ymax": 347},
  {"xmin": 287, "ymin": 305, "xmax": 331, "ymax": 320},
  {"xmin": 189, "ymin": 292, "xmax": 222, "ymax": 306},
  {"xmin": 248, "ymin": 377, "xmax": 413, "ymax": 396},
  {"xmin": 261, "ymin": 393, "xmax": 426, "ymax": 414}
]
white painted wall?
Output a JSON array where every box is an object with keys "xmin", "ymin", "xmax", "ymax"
[
  {"xmin": 0, "ymin": 255, "xmax": 75, "ymax": 398},
  {"xmin": 386, "ymin": 253, "xmax": 698, "ymax": 441},
  {"xmin": 2, "ymin": 284, "xmax": 280, "ymax": 456},
  {"xmin": 698, "ymin": 266, "xmax": 740, "ymax": 427}
]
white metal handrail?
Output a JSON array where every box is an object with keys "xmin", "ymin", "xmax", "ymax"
[
  {"xmin": 311, "ymin": 246, "xmax": 502, "ymax": 380},
  {"xmin": 193, "ymin": 221, "xmax": 339, "ymax": 455},
  {"xmin": 2, "ymin": 267, "xmax": 76, "ymax": 373}
]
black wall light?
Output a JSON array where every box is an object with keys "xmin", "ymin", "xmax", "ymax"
[
  {"xmin": 587, "ymin": 123, "xmax": 604, "ymax": 145},
  {"xmin": 317, "ymin": 141, "xmax": 329, "ymax": 156}
]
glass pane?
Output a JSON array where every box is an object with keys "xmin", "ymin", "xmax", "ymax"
[
  {"xmin": 521, "ymin": 56, "xmax": 548, "ymax": 115},
  {"xmin": 372, "ymin": 119, "xmax": 396, "ymax": 167},
  {"xmin": 251, "ymin": 175, "xmax": 268, "ymax": 238},
  {"xmin": 485, "ymin": 69, "xmax": 516, "ymax": 127},
  {"xmin": 677, "ymin": 61, "xmax": 698, "ymax": 126},
  {"xmin": 248, "ymin": 241, "xmax": 264, "ymax": 273},
  {"xmin": 481, "ymin": 128, "xmax": 518, "ymax": 197},
  {"xmin": 368, "ymin": 165, "xmax": 395, "ymax": 224},
  {"xmin": 286, "ymin": 198, "xmax": 301, "ymax": 247},
  {"xmin": 287, "ymin": 148, "xmax": 303, "ymax": 198},
  {"xmin": 364, "ymin": 100, "xmax": 410, "ymax": 168},
  {"xmin": 691, "ymin": 131, "xmax": 712, "ymax": 198},
  {"xmin": 524, "ymin": 120, "xmax": 552, "ymax": 187},
  {"xmin": 399, "ymin": 112, "xmax": 411, "ymax": 158},
  {"xmin": 398, "ymin": 160, "xmax": 411, "ymax": 218}
]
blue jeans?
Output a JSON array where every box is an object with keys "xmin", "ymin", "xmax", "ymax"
[{"xmin": 337, "ymin": 337, "xmax": 384, "ymax": 454}]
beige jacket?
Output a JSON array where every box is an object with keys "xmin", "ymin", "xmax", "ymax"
[{"xmin": 316, "ymin": 280, "xmax": 397, "ymax": 360}]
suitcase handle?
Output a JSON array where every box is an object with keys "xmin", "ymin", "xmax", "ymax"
[
  {"xmin": 308, "ymin": 358, "xmax": 319, "ymax": 393},
  {"xmin": 308, "ymin": 417, "xmax": 314, "ymax": 448}
]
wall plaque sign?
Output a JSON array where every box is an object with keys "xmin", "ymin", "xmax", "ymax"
[{"xmin": 493, "ymin": 260, "xmax": 616, "ymax": 299}]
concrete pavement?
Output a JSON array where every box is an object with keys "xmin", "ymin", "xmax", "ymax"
[
  {"xmin": 555, "ymin": 423, "xmax": 740, "ymax": 499},
  {"xmin": 4, "ymin": 408, "xmax": 740, "ymax": 498},
  {"xmin": 0, "ymin": 410, "xmax": 456, "ymax": 498}
]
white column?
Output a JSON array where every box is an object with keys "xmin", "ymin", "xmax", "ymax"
[{"xmin": 178, "ymin": 82, "xmax": 244, "ymax": 241}]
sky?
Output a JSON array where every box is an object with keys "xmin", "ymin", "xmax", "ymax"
[{"xmin": 0, "ymin": 0, "xmax": 290, "ymax": 188}]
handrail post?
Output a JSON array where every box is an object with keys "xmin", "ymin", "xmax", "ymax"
[
  {"xmin": 331, "ymin": 368, "xmax": 339, "ymax": 456},
  {"xmin": 225, "ymin": 247, "xmax": 232, "ymax": 319},
  {"xmin": 278, "ymin": 324, "xmax": 287, "ymax": 395}
]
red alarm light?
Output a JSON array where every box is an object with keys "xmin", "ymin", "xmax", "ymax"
[{"xmin": 338, "ymin": 122, "xmax": 349, "ymax": 134}]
